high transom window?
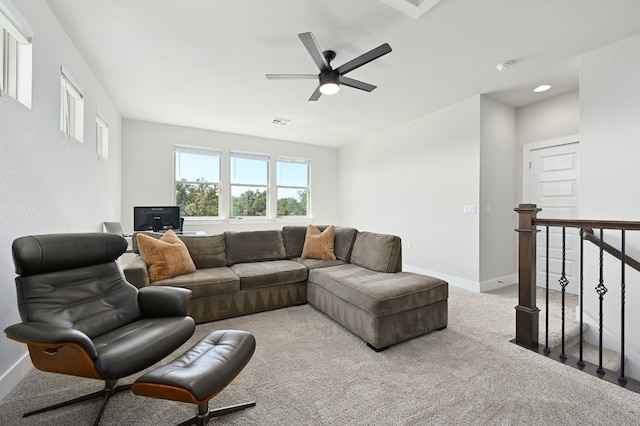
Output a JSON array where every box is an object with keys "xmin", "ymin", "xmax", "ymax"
[{"xmin": 0, "ymin": 0, "xmax": 32, "ymax": 107}]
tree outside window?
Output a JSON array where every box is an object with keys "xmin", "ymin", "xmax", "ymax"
[
  {"xmin": 230, "ymin": 152, "xmax": 269, "ymax": 217},
  {"xmin": 277, "ymin": 158, "xmax": 309, "ymax": 217},
  {"xmin": 174, "ymin": 146, "xmax": 221, "ymax": 217}
]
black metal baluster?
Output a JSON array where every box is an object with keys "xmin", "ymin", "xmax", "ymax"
[
  {"xmin": 544, "ymin": 225, "xmax": 550, "ymax": 355},
  {"xmin": 595, "ymin": 228, "xmax": 608, "ymax": 375},
  {"xmin": 559, "ymin": 227, "xmax": 569, "ymax": 361},
  {"xmin": 619, "ymin": 230, "xmax": 627, "ymax": 384},
  {"xmin": 578, "ymin": 228, "xmax": 585, "ymax": 368}
]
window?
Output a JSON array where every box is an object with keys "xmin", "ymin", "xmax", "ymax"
[
  {"xmin": 174, "ymin": 145, "xmax": 221, "ymax": 218},
  {"xmin": 277, "ymin": 156, "xmax": 309, "ymax": 217},
  {"xmin": 60, "ymin": 67, "xmax": 84, "ymax": 142},
  {"xmin": 230, "ymin": 151, "xmax": 269, "ymax": 218},
  {"xmin": 96, "ymin": 114, "xmax": 109, "ymax": 160},
  {"xmin": 0, "ymin": 0, "xmax": 32, "ymax": 107}
]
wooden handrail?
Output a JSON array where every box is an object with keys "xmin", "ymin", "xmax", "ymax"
[
  {"xmin": 582, "ymin": 228, "xmax": 640, "ymax": 273},
  {"xmin": 534, "ymin": 218, "xmax": 640, "ymax": 231},
  {"xmin": 514, "ymin": 204, "xmax": 640, "ymax": 350},
  {"xmin": 514, "ymin": 204, "xmax": 640, "ymax": 390}
]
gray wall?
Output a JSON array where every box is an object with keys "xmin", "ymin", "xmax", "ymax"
[
  {"xmin": 479, "ymin": 96, "xmax": 517, "ymax": 285},
  {"xmin": 120, "ymin": 119, "xmax": 340, "ymax": 234},
  {"xmin": 516, "ymin": 90, "xmax": 580, "ymax": 204},
  {"xmin": 339, "ymin": 96, "xmax": 484, "ymax": 289},
  {"xmin": 339, "ymin": 95, "xmax": 518, "ymax": 291},
  {"xmin": 0, "ymin": 1, "xmax": 122, "ymax": 400},
  {"xmin": 579, "ymin": 34, "xmax": 640, "ymax": 378}
]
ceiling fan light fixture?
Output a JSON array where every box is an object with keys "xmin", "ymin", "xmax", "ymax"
[
  {"xmin": 319, "ymin": 70, "xmax": 340, "ymax": 95},
  {"xmin": 320, "ymin": 82, "xmax": 340, "ymax": 95}
]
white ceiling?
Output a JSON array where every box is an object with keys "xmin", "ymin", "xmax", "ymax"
[{"xmin": 46, "ymin": 0, "xmax": 640, "ymax": 148}]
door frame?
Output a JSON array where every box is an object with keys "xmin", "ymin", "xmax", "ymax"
[
  {"xmin": 522, "ymin": 134, "xmax": 580, "ymax": 203},
  {"xmin": 522, "ymin": 134, "xmax": 580, "ymax": 294}
]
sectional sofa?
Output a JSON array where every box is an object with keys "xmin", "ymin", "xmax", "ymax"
[{"xmin": 123, "ymin": 226, "xmax": 448, "ymax": 351}]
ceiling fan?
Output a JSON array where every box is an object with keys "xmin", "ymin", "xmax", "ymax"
[{"xmin": 266, "ymin": 32, "xmax": 392, "ymax": 101}]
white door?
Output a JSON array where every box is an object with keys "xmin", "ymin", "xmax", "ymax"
[{"xmin": 523, "ymin": 136, "xmax": 580, "ymax": 295}]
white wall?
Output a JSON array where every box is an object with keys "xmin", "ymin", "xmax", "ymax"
[
  {"xmin": 479, "ymin": 96, "xmax": 517, "ymax": 287},
  {"xmin": 579, "ymin": 34, "xmax": 640, "ymax": 378},
  {"xmin": 121, "ymin": 119, "xmax": 340, "ymax": 234},
  {"xmin": 515, "ymin": 90, "xmax": 580, "ymax": 203},
  {"xmin": 0, "ymin": 1, "xmax": 122, "ymax": 400},
  {"xmin": 339, "ymin": 97, "xmax": 482, "ymax": 288}
]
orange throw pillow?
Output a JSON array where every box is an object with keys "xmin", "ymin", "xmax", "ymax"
[
  {"xmin": 301, "ymin": 225, "xmax": 337, "ymax": 261},
  {"xmin": 137, "ymin": 230, "xmax": 196, "ymax": 283}
]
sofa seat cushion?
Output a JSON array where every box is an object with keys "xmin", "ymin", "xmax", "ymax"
[
  {"xmin": 230, "ymin": 260, "xmax": 308, "ymax": 290},
  {"xmin": 292, "ymin": 257, "xmax": 346, "ymax": 270},
  {"xmin": 308, "ymin": 264, "xmax": 448, "ymax": 317},
  {"xmin": 151, "ymin": 267, "xmax": 239, "ymax": 299}
]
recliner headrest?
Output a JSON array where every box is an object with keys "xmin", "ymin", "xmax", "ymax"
[{"xmin": 12, "ymin": 233, "xmax": 128, "ymax": 276}]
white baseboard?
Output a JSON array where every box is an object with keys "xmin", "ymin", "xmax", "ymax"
[
  {"xmin": 0, "ymin": 351, "xmax": 32, "ymax": 402},
  {"xmin": 403, "ymin": 265, "xmax": 515, "ymax": 293},
  {"xmin": 479, "ymin": 274, "xmax": 518, "ymax": 293}
]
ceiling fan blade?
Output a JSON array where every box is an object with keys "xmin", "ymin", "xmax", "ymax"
[
  {"xmin": 336, "ymin": 43, "xmax": 392, "ymax": 75},
  {"xmin": 339, "ymin": 76, "xmax": 377, "ymax": 92},
  {"xmin": 266, "ymin": 74, "xmax": 317, "ymax": 80},
  {"xmin": 298, "ymin": 32, "xmax": 330, "ymax": 72},
  {"xmin": 308, "ymin": 85, "xmax": 322, "ymax": 101}
]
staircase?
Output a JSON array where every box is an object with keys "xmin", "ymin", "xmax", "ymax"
[
  {"xmin": 537, "ymin": 288, "xmax": 622, "ymax": 372},
  {"xmin": 513, "ymin": 204, "xmax": 640, "ymax": 392},
  {"xmin": 494, "ymin": 284, "xmax": 625, "ymax": 373}
]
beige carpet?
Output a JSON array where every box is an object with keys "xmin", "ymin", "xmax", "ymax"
[{"xmin": 2, "ymin": 285, "xmax": 640, "ymax": 425}]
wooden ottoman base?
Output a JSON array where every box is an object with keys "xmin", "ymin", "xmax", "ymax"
[{"xmin": 133, "ymin": 330, "xmax": 256, "ymax": 426}]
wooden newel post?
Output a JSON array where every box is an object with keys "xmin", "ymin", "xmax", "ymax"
[{"xmin": 514, "ymin": 203, "xmax": 541, "ymax": 349}]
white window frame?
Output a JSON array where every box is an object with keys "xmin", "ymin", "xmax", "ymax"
[
  {"xmin": 229, "ymin": 150, "xmax": 270, "ymax": 219},
  {"xmin": 0, "ymin": 0, "xmax": 32, "ymax": 108},
  {"xmin": 276, "ymin": 155, "xmax": 310, "ymax": 218},
  {"xmin": 96, "ymin": 113, "xmax": 109, "ymax": 160},
  {"xmin": 60, "ymin": 67, "xmax": 84, "ymax": 142},
  {"xmin": 174, "ymin": 144, "xmax": 222, "ymax": 219}
]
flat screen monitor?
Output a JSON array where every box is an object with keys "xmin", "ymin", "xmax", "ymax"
[{"xmin": 133, "ymin": 206, "xmax": 181, "ymax": 232}]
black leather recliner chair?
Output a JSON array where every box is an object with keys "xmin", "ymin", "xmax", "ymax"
[{"xmin": 4, "ymin": 232, "xmax": 196, "ymax": 426}]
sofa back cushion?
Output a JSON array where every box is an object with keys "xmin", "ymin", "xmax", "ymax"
[
  {"xmin": 224, "ymin": 230, "xmax": 286, "ymax": 265},
  {"xmin": 132, "ymin": 232, "xmax": 226, "ymax": 268},
  {"xmin": 350, "ymin": 231, "xmax": 402, "ymax": 273},
  {"xmin": 181, "ymin": 234, "xmax": 226, "ymax": 268},
  {"xmin": 282, "ymin": 225, "xmax": 357, "ymax": 262}
]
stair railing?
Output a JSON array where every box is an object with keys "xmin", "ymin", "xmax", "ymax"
[{"xmin": 514, "ymin": 203, "xmax": 640, "ymax": 391}]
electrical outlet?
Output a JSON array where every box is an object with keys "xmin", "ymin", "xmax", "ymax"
[{"xmin": 463, "ymin": 205, "xmax": 477, "ymax": 215}]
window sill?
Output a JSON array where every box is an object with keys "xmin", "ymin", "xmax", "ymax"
[{"xmin": 182, "ymin": 217, "xmax": 223, "ymax": 226}]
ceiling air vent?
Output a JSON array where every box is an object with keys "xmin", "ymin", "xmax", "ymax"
[
  {"xmin": 272, "ymin": 117, "xmax": 292, "ymax": 126},
  {"xmin": 380, "ymin": 0, "xmax": 442, "ymax": 19}
]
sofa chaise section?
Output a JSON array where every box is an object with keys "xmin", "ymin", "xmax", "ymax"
[{"xmin": 306, "ymin": 231, "xmax": 448, "ymax": 350}]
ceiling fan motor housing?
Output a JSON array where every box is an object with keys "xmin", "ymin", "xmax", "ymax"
[{"xmin": 319, "ymin": 70, "xmax": 340, "ymax": 86}]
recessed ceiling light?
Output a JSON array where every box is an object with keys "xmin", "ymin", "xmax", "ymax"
[{"xmin": 533, "ymin": 84, "xmax": 551, "ymax": 93}]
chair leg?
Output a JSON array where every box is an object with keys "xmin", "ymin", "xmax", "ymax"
[
  {"xmin": 208, "ymin": 401, "xmax": 257, "ymax": 418},
  {"xmin": 175, "ymin": 401, "xmax": 256, "ymax": 426},
  {"xmin": 23, "ymin": 379, "xmax": 131, "ymax": 426}
]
